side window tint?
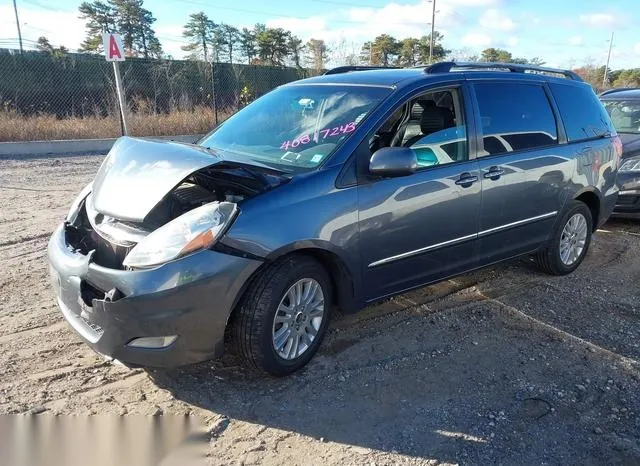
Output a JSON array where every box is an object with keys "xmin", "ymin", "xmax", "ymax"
[
  {"xmin": 370, "ymin": 88, "xmax": 468, "ymax": 169},
  {"xmin": 549, "ymin": 83, "xmax": 614, "ymax": 141},
  {"xmin": 474, "ymin": 83, "xmax": 558, "ymax": 155}
]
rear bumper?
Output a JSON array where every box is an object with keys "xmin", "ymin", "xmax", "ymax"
[{"xmin": 47, "ymin": 223, "xmax": 262, "ymax": 367}]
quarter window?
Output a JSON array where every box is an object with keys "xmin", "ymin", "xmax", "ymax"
[
  {"xmin": 550, "ymin": 83, "xmax": 616, "ymax": 140},
  {"xmin": 474, "ymin": 83, "xmax": 558, "ymax": 155}
]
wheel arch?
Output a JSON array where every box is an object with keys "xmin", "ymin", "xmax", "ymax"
[
  {"xmin": 266, "ymin": 242, "xmax": 359, "ymax": 313},
  {"xmin": 573, "ymin": 187, "xmax": 601, "ymax": 231},
  {"xmin": 228, "ymin": 242, "xmax": 361, "ymax": 324}
]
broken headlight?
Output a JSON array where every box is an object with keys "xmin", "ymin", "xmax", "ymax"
[
  {"xmin": 122, "ymin": 202, "xmax": 238, "ymax": 269},
  {"xmin": 66, "ymin": 183, "xmax": 92, "ymax": 223}
]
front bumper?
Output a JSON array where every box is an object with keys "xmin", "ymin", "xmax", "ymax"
[
  {"xmin": 47, "ymin": 224, "xmax": 261, "ymax": 367},
  {"xmin": 612, "ymin": 173, "xmax": 640, "ymax": 218}
]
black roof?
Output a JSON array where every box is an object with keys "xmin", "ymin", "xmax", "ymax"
[
  {"xmin": 600, "ymin": 88, "xmax": 640, "ymax": 100},
  {"xmin": 291, "ymin": 62, "xmax": 587, "ymax": 89},
  {"xmin": 295, "ymin": 68, "xmax": 424, "ymax": 87}
]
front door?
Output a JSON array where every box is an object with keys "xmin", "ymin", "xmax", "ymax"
[{"xmin": 357, "ymin": 84, "xmax": 481, "ymax": 302}]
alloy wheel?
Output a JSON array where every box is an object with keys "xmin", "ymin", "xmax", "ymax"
[
  {"xmin": 559, "ymin": 212, "xmax": 588, "ymax": 266},
  {"xmin": 271, "ymin": 278, "xmax": 325, "ymax": 360}
]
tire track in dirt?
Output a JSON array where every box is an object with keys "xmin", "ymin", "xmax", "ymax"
[
  {"xmin": 0, "ymin": 232, "xmax": 50, "ymax": 248},
  {"xmin": 0, "ymin": 185, "xmax": 76, "ymax": 193}
]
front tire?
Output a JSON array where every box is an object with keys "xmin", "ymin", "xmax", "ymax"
[
  {"xmin": 231, "ymin": 255, "xmax": 332, "ymax": 376},
  {"xmin": 535, "ymin": 200, "xmax": 593, "ymax": 275}
]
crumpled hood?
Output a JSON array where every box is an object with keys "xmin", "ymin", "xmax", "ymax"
[{"xmin": 91, "ymin": 136, "xmax": 277, "ymax": 222}]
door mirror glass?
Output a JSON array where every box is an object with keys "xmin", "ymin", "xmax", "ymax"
[{"xmin": 369, "ymin": 147, "xmax": 418, "ymax": 177}]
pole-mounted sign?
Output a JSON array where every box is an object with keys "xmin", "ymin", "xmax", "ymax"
[
  {"xmin": 103, "ymin": 33, "xmax": 125, "ymax": 61},
  {"xmin": 103, "ymin": 33, "xmax": 128, "ymax": 135}
]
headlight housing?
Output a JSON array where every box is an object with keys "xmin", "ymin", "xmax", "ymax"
[
  {"xmin": 66, "ymin": 183, "xmax": 93, "ymax": 223},
  {"xmin": 619, "ymin": 157, "xmax": 640, "ymax": 173},
  {"xmin": 122, "ymin": 202, "xmax": 238, "ymax": 269}
]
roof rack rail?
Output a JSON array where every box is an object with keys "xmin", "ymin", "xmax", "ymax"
[
  {"xmin": 599, "ymin": 87, "xmax": 638, "ymax": 97},
  {"xmin": 424, "ymin": 61, "xmax": 583, "ymax": 81},
  {"xmin": 324, "ymin": 65, "xmax": 399, "ymax": 75}
]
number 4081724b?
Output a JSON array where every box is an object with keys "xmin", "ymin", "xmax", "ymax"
[{"xmin": 280, "ymin": 122, "xmax": 356, "ymax": 150}]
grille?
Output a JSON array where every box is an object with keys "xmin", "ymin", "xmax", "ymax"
[
  {"xmin": 617, "ymin": 195, "xmax": 638, "ymax": 206},
  {"xmin": 79, "ymin": 315, "xmax": 105, "ymax": 338}
]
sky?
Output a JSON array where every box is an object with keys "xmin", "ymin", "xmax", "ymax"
[{"xmin": 1, "ymin": 0, "xmax": 639, "ymax": 68}]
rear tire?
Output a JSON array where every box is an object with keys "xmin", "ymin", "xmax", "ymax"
[
  {"xmin": 231, "ymin": 255, "xmax": 332, "ymax": 376},
  {"xmin": 535, "ymin": 200, "xmax": 592, "ymax": 275}
]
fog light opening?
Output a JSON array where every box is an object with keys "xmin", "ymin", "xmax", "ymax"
[{"xmin": 127, "ymin": 335, "xmax": 178, "ymax": 349}]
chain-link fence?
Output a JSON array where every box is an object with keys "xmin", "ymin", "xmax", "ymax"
[{"xmin": 0, "ymin": 49, "xmax": 312, "ymax": 142}]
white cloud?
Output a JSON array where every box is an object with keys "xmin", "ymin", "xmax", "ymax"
[
  {"xmin": 0, "ymin": 5, "xmax": 85, "ymax": 51},
  {"xmin": 263, "ymin": 1, "xmax": 466, "ymax": 46},
  {"xmin": 460, "ymin": 32, "xmax": 493, "ymax": 47},
  {"xmin": 346, "ymin": 1, "xmax": 460, "ymax": 37},
  {"xmin": 479, "ymin": 9, "xmax": 516, "ymax": 31},
  {"xmin": 569, "ymin": 36, "xmax": 583, "ymax": 46},
  {"xmin": 153, "ymin": 25, "xmax": 189, "ymax": 59},
  {"xmin": 579, "ymin": 13, "xmax": 618, "ymax": 28},
  {"xmin": 447, "ymin": 0, "xmax": 498, "ymax": 5},
  {"xmin": 267, "ymin": 17, "xmax": 327, "ymax": 36},
  {"xmin": 506, "ymin": 36, "xmax": 519, "ymax": 47}
]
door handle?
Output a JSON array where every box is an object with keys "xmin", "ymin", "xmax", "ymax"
[
  {"xmin": 455, "ymin": 172, "xmax": 479, "ymax": 187},
  {"xmin": 483, "ymin": 166, "xmax": 505, "ymax": 180}
]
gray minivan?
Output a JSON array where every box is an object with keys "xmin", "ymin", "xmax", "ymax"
[{"xmin": 48, "ymin": 62, "xmax": 620, "ymax": 375}]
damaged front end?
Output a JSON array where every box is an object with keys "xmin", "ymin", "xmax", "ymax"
[
  {"xmin": 48, "ymin": 136, "xmax": 276, "ymax": 366},
  {"xmin": 66, "ymin": 137, "xmax": 288, "ymax": 270}
]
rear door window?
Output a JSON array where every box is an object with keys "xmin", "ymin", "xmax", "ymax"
[
  {"xmin": 549, "ymin": 82, "xmax": 614, "ymax": 141},
  {"xmin": 474, "ymin": 82, "xmax": 558, "ymax": 155}
]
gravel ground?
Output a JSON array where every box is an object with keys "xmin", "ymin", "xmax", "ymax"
[{"xmin": 1, "ymin": 154, "xmax": 640, "ymax": 465}]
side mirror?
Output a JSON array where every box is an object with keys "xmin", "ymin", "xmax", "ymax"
[{"xmin": 369, "ymin": 147, "xmax": 418, "ymax": 177}]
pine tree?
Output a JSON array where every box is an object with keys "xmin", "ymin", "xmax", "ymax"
[
  {"xmin": 239, "ymin": 27, "xmax": 257, "ymax": 64},
  {"xmin": 78, "ymin": 0, "xmax": 162, "ymax": 57},
  {"xmin": 256, "ymin": 26, "xmax": 289, "ymax": 66},
  {"xmin": 288, "ymin": 35, "xmax": 304, "ymax": 68},
  {"xmin": 78, "ymin": 1, "xmax": 116, "ymax": 53},
  {"xmin": 219, "ymin": 24, "xmax": 240, "ymax": 64},
  {"xmin": 182, "ymin": 12, "xmax": 215, "ymax": 61}
]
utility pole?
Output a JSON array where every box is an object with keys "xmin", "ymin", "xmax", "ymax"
[
  {"xmin": 12, "ymin": 0, "xmax": 23, "ymax": 55},
  {"xmin": 429, "ymin": 0, "xmax": 436, "ymax": 63},
  {"xmin": 603, "ymin": 31, "xmax": 614, "ymax": 89}
]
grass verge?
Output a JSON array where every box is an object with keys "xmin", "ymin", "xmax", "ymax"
[{"xmin": 0, "ymin": 107, "xmax": 226, "ymax": 142}]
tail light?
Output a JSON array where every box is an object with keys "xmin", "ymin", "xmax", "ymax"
[{"xmin": 612, "ymin": 135, "xmax": 623, "ymax": 168}]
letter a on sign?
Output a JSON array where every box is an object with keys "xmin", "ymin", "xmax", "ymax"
[{"xmin": 103, "ymin": 33, "xmax": 125, "ymax": 61}]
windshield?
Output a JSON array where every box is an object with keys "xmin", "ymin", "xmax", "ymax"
[
  {"xmin": 603, "ymin": 100, "xmax": 640, "ymax": 134},
  {"xmin": 198, "ymin": 84, "xmax": 391, "ymax": 172}
]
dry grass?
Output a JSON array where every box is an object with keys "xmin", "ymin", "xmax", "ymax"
[{"xmin": 0, "ymin": 106, "xmax": 225, "ymax": 142}]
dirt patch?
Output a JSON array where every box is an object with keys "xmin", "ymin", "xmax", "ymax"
[{"xmin": 1, "ymin": 154, "xmax": 639, "ymax": 465}]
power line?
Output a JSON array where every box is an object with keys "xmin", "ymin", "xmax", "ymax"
[
  {"xmin": 157, "ymin": 35, "xmax": 190, "ymax": 45},
  {"xmin": 21, "ymin": 0, "xmax": 61, "ymax": 12},
  {"xmin": 168, "ymin": 0, "xmax": 432, "ymax": 27},
  {"xmin": 21, "ymin": 23, "xmax": 56, "ymax": 34},
  {"xmin": 0, "ymin": 38, "xmax": 40, "ymax": 43},
  {"xmin": 310, "ymin": 0, "xmax": 385, "ymax": 7}
]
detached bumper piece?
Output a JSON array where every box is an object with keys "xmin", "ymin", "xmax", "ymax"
[{"xmin": 47, "ymin": 223, "xmax": 261, "ymax": 367}]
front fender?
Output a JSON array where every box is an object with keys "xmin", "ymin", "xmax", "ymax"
[{"xmin": 218, "ymin": 165, "xmax": 363, "ymax": 303}]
